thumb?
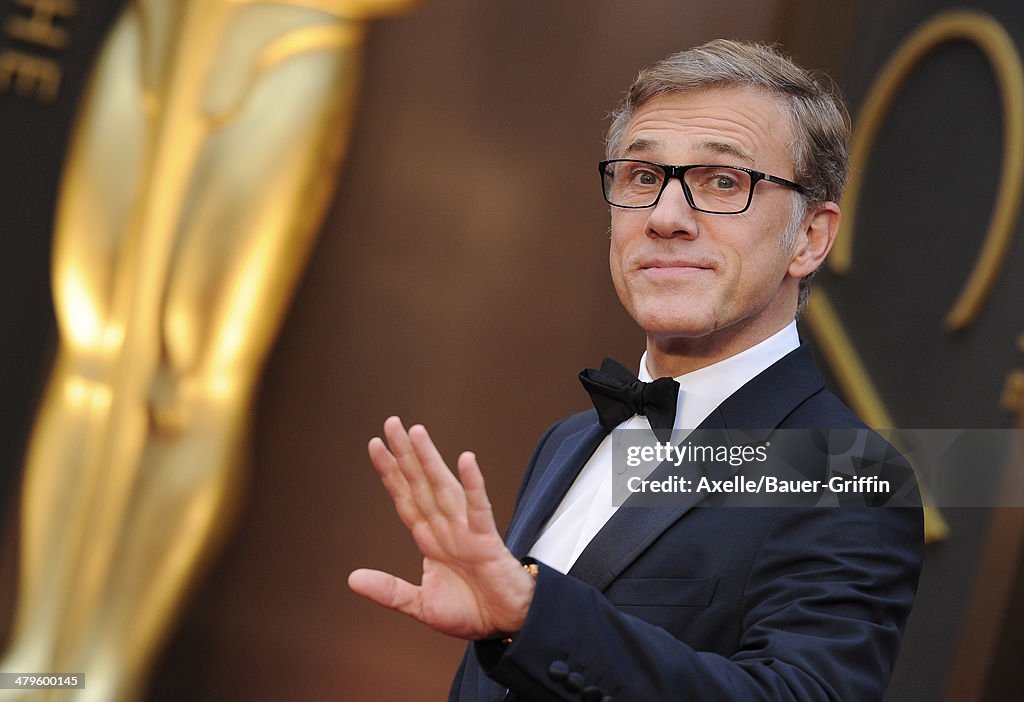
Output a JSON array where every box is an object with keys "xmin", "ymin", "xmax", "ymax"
[{"xmin": 348, "ymin": 568, "xmax": 423, "ymax": 620}]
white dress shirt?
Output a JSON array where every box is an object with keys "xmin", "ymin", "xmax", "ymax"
[{"xmin": 527, "ymin": 322, "xmax": 800, "ymax": 574}]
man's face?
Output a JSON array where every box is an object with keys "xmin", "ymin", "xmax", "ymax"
[{"xmin": 609, "ymin": 87, "xmax": 808, "ymax": 359}]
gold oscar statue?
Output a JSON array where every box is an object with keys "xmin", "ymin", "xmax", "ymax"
[{"xmin": 1, "ymin": 1, "xmax": 420, "ymax": 699}]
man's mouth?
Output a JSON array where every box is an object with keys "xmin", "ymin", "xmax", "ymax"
[{"xmin": 638, "ymin": 258, "xmax": 714, "ymax": 276}]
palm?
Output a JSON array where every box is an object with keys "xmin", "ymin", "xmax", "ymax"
[{"xmin": 417, "ymin": 558, "xmax": 499, "ymax": 637}]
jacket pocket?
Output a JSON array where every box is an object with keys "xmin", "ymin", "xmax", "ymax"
[{"xmin": 606, "ymin": 577, "xmax": 718, "ymax": 607}]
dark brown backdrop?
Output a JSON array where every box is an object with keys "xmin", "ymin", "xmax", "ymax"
[{"xmin": 3, "ymin": 1, "xmax": 1022, "ymax": 700}]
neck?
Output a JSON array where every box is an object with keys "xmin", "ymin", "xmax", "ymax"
[{"xmin": 644, "ymin": 318, "xmax": 793, "ymax": 378}]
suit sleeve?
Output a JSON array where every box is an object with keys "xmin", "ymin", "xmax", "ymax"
[{"xmin": 473, "ymin": 502, "xmax": 923, "ymax": 701}]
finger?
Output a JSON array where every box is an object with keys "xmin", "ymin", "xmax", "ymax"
[
  {"xmin": 408, "ymin": 424, "xmax": 466, "ymax": 518},
  {"xmin": 368, "ymin": 436, "xmax": 425, "ymax": 533},
  {"xmin": 382, "ymin": 417, "xmax": 430, "ymax": 495},
  {"xmin": 458, "ymin": 451, "xmax": 499, "ymax": 536},
  {"xmin": 347, "ymin": 568, "xmax": 423, "ymax": 621},
  {"xmin": 383, "ymin": 417, "xmax": 446, "ymax": 522},
  {"xmin": 367, "ymin": 435, "xmax": 408, "ymax": 498}
]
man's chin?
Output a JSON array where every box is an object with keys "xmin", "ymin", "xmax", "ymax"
[{"xmin": 636, "ymin": 315, "xmax": 719, "ymax": 341}]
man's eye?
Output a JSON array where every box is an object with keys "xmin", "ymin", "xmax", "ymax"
[
  {"xmin": 631, "ymin": 169, "xmax": 660, "ymax": 186},
  {"xmin": 711, "ymin": 174, "xmax": 738, "ymax": 190}
]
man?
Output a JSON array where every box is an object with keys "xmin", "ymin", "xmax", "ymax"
[{"xmin": 349, "ymin": 40, "xmax": 923, "ymax": 701}]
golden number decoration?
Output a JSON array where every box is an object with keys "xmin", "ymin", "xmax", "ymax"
[
  {"xmin": 804, "ymin": 9, "xmax": 1024, "ymax": 543},
  {"xmin": 832, "ymin": 9, "xmax": 1024, "ymax": 332}
]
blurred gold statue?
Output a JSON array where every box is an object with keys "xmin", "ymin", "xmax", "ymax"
[{"xmin": 1, "ymin": 1, "xmax": 419, "ymax": 699}]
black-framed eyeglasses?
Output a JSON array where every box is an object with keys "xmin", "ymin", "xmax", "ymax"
[{"xmin": 598, "ymin": 159, "xmax": 806, "ymax": 214}]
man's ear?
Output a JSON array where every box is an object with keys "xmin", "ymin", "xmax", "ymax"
[{"xmin": 789, "ymin": 201, "xmax": 840, "ymax": 279}]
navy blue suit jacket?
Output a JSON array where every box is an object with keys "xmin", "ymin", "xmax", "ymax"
[{"xmin": 449, "ymin": 344, "xmax": 923, "ymax": 701}]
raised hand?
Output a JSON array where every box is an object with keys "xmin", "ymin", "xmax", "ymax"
[{"xmin": 348, "ymin": 417, "xmax": 536, "ymax": 640}]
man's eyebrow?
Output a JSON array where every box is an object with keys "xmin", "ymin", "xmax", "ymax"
[
  {"xmin": 696, "ymin": 140, "xmax": 755, "ymax": 166},
  {"xmin": 622, "ymin": 138, "xmax": 659, "ymax": 156}
]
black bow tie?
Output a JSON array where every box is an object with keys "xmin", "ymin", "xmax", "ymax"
[{"xmin": 579, "ymin": 358, "xmax": 679, "ymax": 443}]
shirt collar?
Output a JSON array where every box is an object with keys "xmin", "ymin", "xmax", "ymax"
[{"xmin": 637, "ymin": 321, "xmax": 800, "ymax": 430}]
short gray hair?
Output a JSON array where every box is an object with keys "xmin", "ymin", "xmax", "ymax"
[
  {"xmin": 607, "ymin": 39, "xmax": 850, "ymax": 204},
  {"xmin": 606, "ymin": 40, "xmax": 850, "ymax": 314}
]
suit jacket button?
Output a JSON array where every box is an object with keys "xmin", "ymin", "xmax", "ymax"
[
  {"xmin": 565, "ymin": 671, "xmax": 585, "ymax": 692},
  {"xmin": 581, "ymin": 685, "xmax": 604, "ymax": 702},
  {"xmin": 547, "ymin": 660, "xmax": 570, "ymax": 681}
]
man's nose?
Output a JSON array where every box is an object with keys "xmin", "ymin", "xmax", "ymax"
[{"xmin": 646, "ymin": 177, "xmax": 699, "ymax": 239}]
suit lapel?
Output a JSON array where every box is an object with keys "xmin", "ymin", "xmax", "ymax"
[
  {"xmin": 504, "ymin": 421, "xmax": 606, "ymax": 558},
  {"xmin": 567, "ymin": 410, "xmax": 729, "ymax": 589},
  {"xmin": 567, "ymin": 343, "xmax": 826, "ymax": 591}
]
